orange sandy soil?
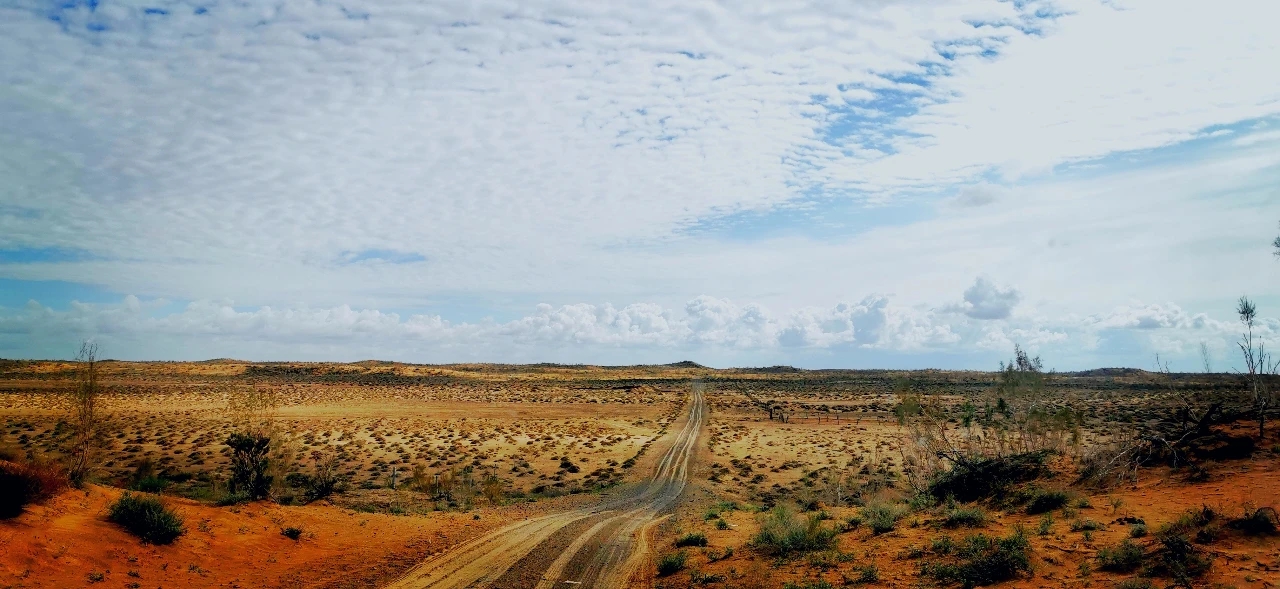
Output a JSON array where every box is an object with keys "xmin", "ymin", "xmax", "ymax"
[
  {"xmin": 658, "ymin": 440, "xmax": 1280, "ymax": 588},
  {"xmin": 0, "ymin": 484, "xmax": 598, "ymax": 589}
]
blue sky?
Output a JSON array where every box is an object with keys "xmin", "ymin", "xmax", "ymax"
[{"xmin": 1, "ymin": 0, "xmax": 1278, "ymax": 370}]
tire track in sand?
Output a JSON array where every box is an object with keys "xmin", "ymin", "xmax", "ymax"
[{"xmin": 385, "ymin": 382, "xmax": 705, "ymax": 589}]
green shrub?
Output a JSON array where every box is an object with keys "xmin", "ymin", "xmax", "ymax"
[
  {"xmin": 290, "ymin": 456, "xmax": 345, "ymax": 503},
  {"xmin": 216, "ymin": 491, "xmax": 251, "ymax": 506},
  {"xmin": 856, "ymin": 564, "xmax": 879, "ymax": 583},
  {"xmin": 932, "ymin": 535, "xmax": 955, "ymax": 555},
  {"xmin": 783, "ymin": 581, "xmax": 834, "ymax": 589},
  {"xmin": 1037, "ymin": 514, "xmax": 1053, "ymax": 536},
  {"xmin": 1144, "ymin": 530, "xmax": 1211, "ymax": 581},
  {"xmin": 1070, "ymin": 519, "xmax": 1102, "ymax": 532},
  {"xmin": 656, "ymin": 551, "xmax": 686, "ymax": 576},
  {"xmin": 690, "ymin": 570, "xmax": 727, "ymax": 584},
  {"xmin": 1164, "ymin": 505, "xmax": 1216, "ymax": 533},
  {"xmin": 1114, "ymin": 579, "xmax": 1153, "ymax": 589},
  {"xmin": 943, "ymin": 506, "xmax": 988, "ymax": 528},
  {"xmin": 1024, "ymin": 489, "xmax": 1070, "ymax": 514},
  {"xmin": 1129, "ymin": 523, "xmax": 1147, "ymax": 538},
  {"xmin": 750, "ymin": 505, "xmax": 838, "ymax": 557},
  {"xmin": 226, "ymin": 432, "xmax": 272, "ymax": 500},
  {"xmin": 133, "ymin": 476, "xmax": 169, "ymax": 493},
  {"xmin": 128, "ymin": 458, "xmax": 165, "ymax": 493},
  {"xmin": 807, "ymin": 549, "xmax": 852, "ymax": 569},
  {"xmin": 862, "ymin": 502, "xmax": 905, "ymax": 535},
  {"xmin": 675, "ymin": 532, "xmax": 708, "ymax": 547},
  {"xmin": 108, "ymin": 492, "xmax": 185, "ymax": 544},
  {"xmin": 922, "ymin": 530, "xmax": 1031, "ymax": 587},
  {"xmin": 1096, "ymin": 539, "xmax": 1144, "ymax": 572},
  {"xmin": 908, "ymin": 493, "xmax": 937, "ymax": 512},
  {"xmin": 715, "ymin": 518, "xmax": 730, "ymax": 530}
]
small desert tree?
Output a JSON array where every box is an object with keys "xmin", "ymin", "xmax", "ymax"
[
  {"xmin": 304, "ymin": 448, "xmax": 342, "ymax": 501},
  {"xmin": 225, "ymin": 386, "xmax": 279, "ymax": 500},
  {"xmin": 1236, "ymin": 296, "xmax": 1277, "ymax": 439},
  {"xmin": 989, "ymin": 346, "xmax": 1081, "ymax": 456},
  {"xmin": 1272, "ymin": 222, "xmax": 1279, "ymax": 257},
  {"xmin": 67, "ymin": 341, "xmax": 104, "ymax": 487},
  {"xmin": 897, "ymin": 345, "xmax": 1079, "ymax": 499},
  {"xmin": 227, "ymin": 433, "xmax": 272, "ymax": 499}
]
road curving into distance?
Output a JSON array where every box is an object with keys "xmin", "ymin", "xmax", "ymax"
[{"xmin": 384, "ymin": 382, "xmax": 707, "ymax": 589}]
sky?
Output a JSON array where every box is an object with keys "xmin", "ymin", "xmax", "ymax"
[{"xmin": 1, "ymin": 0, "xmax": 1278, "ymax": 370}]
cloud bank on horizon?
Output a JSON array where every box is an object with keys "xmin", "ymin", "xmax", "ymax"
[{"xmin": 2, "ymin": 0, "xmax": 1278, "ymax": 369}]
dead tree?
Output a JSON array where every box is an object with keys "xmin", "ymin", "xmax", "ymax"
[{"xmin": 1155, "ymin": 355, "xmax": 1218, "ymax": 439}]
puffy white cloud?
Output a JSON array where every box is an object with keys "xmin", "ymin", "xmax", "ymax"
[
  {"xmin": 947, "ymin": 277, "xmax": 1021, "ymax": 320},
  {"xmin": 777, "ymin": 297, "xmax": 887, "ymax": 348},
  {"xmin": 1090, "ymin": 303, "xmax": 1216, "ymax": 331},
  {"xmin": 7, "ymin": 288, "xmax": 1274, "ymax": 370},
  {"xmin": 499, "ymin": 302, "xmax": 683, "ymax": 347}
]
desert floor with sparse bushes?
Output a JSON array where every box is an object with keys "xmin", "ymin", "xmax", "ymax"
[{"xmin": 2, "ymin": 359, "xmax": 1278, "ymax": 588}]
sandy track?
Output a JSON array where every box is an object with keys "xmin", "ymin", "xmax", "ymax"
[{"xmin": 385, "ymin": 383, "xmax": 706, "ymax": 589}]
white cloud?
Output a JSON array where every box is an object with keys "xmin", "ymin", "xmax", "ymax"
[
  {"xmin": 1090, "ymin": 303, "xmax": 1216, "ymax": 330},
  {"xmin": 815, "ymin": 0, "xmax": 1280, "ymax": 190},
  {"xmin": 949, "ymin": 277, "xmax": 1022, "ymax": 320},
  {"xmin": 777, "ymin": 297, "xmax": 887, "ymax": 348},
  {"xmin": 1, "ymin": 0, "xmax": 1278, "ymax": 367},
  {"xmin": 7, "ymin": 289, "xmax": 1275, "ymax": 371}
]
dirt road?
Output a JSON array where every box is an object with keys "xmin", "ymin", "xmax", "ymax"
[{"xmin": 385, "ymin": 382, "xmax": 706, "ymax": 589}]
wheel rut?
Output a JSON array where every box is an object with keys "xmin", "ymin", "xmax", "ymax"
[{"xmin": 384, "ymin": 383, "xmax": 706, "ymax": 589}]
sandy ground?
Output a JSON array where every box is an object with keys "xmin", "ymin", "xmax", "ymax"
[
  {"xmin": 3, "ymin": 361, "xmax": 1277, "ymax": 588},
  {"xmin": 662, "ymin": 413, "xmax": 1280, "ymax": 589},
  {"xmin": 0, "ymin": 361, "xmax": 685, "ymax": 501},
  {"xmin": 0, "ymin": 483, "xmax": 604, "ymax": 589}
]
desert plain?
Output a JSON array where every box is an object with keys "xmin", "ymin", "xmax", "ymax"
[{"xmin": 1, "ymin": 359, "xmax": 1278, "ymax": 589}]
